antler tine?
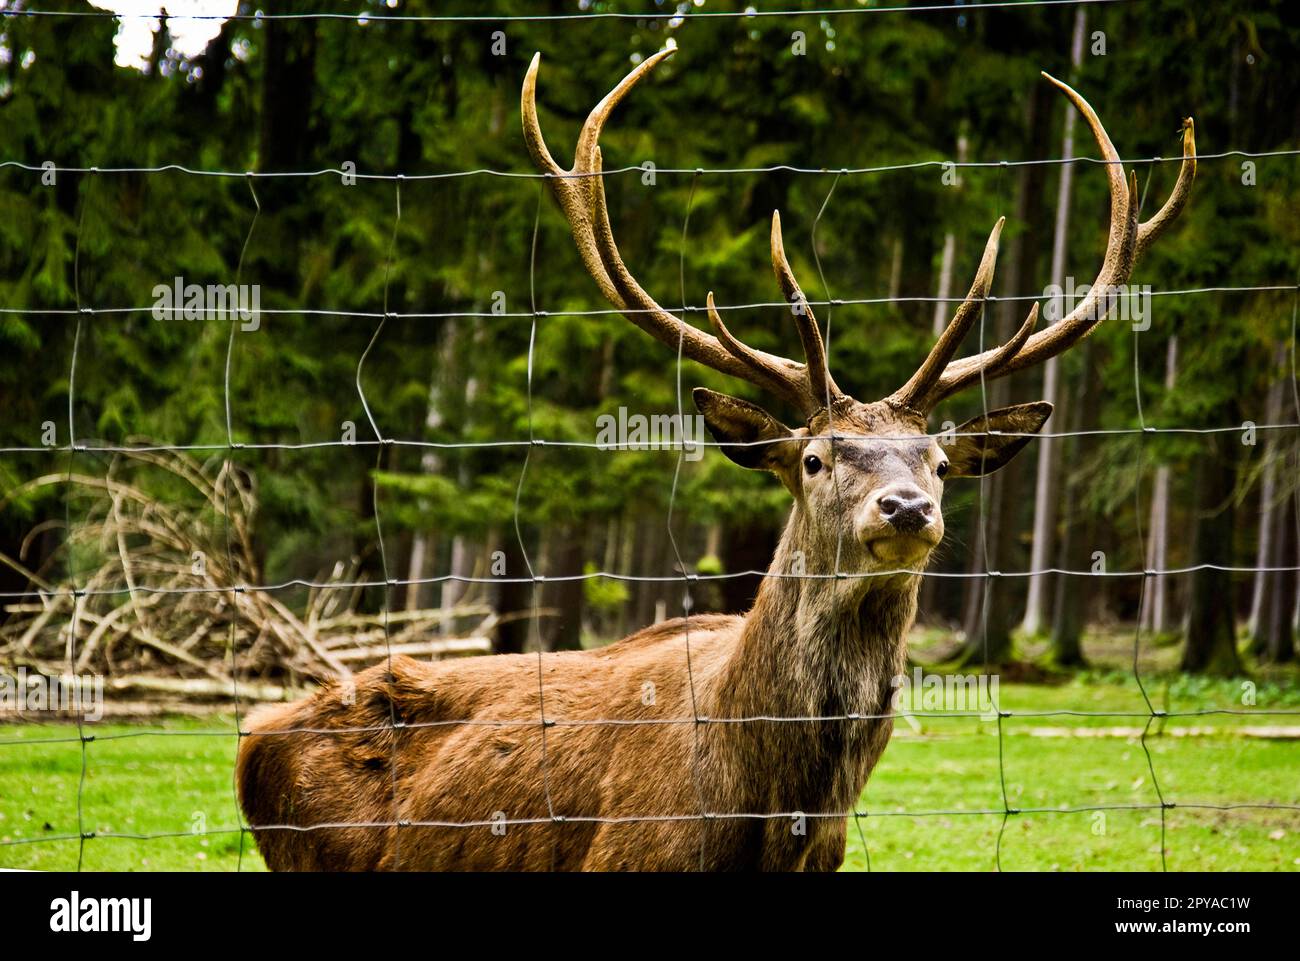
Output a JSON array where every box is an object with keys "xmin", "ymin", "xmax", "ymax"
[
  {"xmin": 770, "ymin": 211, "xmax": 842, "ymax": 410},
  {"xmin": 523, "ymin": 50, "xmax": 674, "ymax": 307},
  {"xmin": 706, "ymin": 291, "xmax": 789, "ymax": 375},
  {"xmin": 588, "ymin": 146, "xmax": 817, "ymax": 412},
  {"xmin": 1136, "ymin": 117, "xmax": 1197, "ymax": 258},
  {"xmin": 936, "ymin": 302, "xmax": 1042, "ymax": 398},
  {"xmin": 520, "ymin": 52, "xmax": 563, "ymax": 177},
  {"xmin": 524, "ymin": 50, "xmax": 830, "ymax": 419},
  {"xmin": 989, "ymin": 301, "xmax": 1041, "ymax": 373},
  {"xmin": 910, "ymin": 72, "xmax": 1193, "ymax": 411},
  {"xmin": 887, "ymin": 218, "xmax": 1004, "ymax": 413}
]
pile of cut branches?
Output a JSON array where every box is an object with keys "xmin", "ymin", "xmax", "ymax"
[{"xmin": 0, "ymin": 448, "xmax": 504, "ymax": 714}]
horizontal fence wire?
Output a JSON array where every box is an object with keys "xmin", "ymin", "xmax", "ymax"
[
  {"xmin": 2, "ymin": 423, "xmax": 1299, "ymax": 457},
  {"xmin": 5, "ymin": 562, "xmax": 1300, "ymax": 603},
  {"xmin": 2, "ymin": 284, "xmax": 1297, "ymax": 318},
  {"xmin": 7, "ymin": 705, "xmax": 1300, "ymax": 749},
  {"xmin": 1, "ymin": 0, "xmax": 1142, "ymax": 23},
  {"xmin": 1, "ymin": 28, "xmax": 1298, "ymax": 872},
  {"xmin": 10, "ymin": 800, "xmax": 1300, "ymax": 849},
  {"xmin": 10, "ymin": 798, "xmax": 1300, "ymax": 852},
  {"xmin": 3, "ymin": 148, "xmax": 1299, "ymax": 180}
]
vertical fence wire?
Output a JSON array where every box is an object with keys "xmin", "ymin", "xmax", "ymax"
[
  {"xmin": 67, "ymin": 169, "xmax": 94, "ymax": 871},
  {"xmin": 521, "ymin": 180, "xmax": 560, "ymax": 864},
  {"xmin": 225, "ymin": 174, "xmax": 262, "ymax": 872},
  {"xmin": 669, "ymin": 170, "xmax": 710, "ymax": 871}
]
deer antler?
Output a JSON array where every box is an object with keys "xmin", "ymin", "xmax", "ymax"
[
  {"xmin": 525, "ymin": 53, "xmax": 1195, "ymax": 423},
  {"xmin": 888, "ymin": 73, "xmax": 1196, "ymax": 415},
  {"xmin": 522, "ymin": 50, "xmax": 841, "ymax": 420}
]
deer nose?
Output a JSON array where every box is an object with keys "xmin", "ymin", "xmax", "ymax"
[{"xmin": 877, "ymin": 488, "xmax": 934, "ymax": 534}]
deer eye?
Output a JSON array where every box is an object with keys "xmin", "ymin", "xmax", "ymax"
[
  {"xmin": 803, "ymin": 454, "xmax": 823, "ymax": 476},
  {"xmin": 936, "ymin": 461, "xmax": 950, "ymax": 479}
]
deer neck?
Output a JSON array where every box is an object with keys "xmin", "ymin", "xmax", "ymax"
[{"xmin": 717, "ymin": 504, "xmax": 917, "ymax": 722}]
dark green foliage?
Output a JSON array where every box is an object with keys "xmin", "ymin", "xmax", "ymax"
[{"xmin": 0, "ymin": 1, "xmax": 1296, "ymax": 656}]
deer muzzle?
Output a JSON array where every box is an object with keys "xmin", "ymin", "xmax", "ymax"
[{"xmin": 857, "ymin": 484, "xmax": 942, "ymax": 564}]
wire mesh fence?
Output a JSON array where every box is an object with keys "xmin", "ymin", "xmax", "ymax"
[{"xmin": 1, "ymin": 1, "xmax": 1298, "ymax": 872}]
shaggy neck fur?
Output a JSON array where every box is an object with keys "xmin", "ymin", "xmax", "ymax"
[
  {"xmin": 706, "ymin": 502, "xmax": 919, "ymax": 844},
  {"xmin": 719, "ymin": 502, "xmax": 918, "ymax": 719}
]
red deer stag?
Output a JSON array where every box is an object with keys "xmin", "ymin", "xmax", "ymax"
[{"xmin": 237, "ymin": 49, "xmax": 1194, "ymax": 871}]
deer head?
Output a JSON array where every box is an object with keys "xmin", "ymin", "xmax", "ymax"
[{"xmin": 522, "ymin": 49, "xmax": 1195, "ymax": 585}]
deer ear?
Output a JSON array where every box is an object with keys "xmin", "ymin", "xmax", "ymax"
[
  {"xmin": 944, "ymin": 401, "xmax": 1053, "ymax": 478},
  {"xmin": 693, "ymin": 388, "xmax": 798, "ymax": 472}
]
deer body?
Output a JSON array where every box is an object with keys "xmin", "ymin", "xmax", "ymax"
[
  {"xmin": 237, "ymin": 49, "xmax": 1194, "ymax": 871},
  {"xmin": 240, "ymin": 508, "xmax": 915, "ymax": 871}
]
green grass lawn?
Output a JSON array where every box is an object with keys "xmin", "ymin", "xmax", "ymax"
[
  {"xmin": 0, "ymin": 715, "xmax": 258, "ymax": 871},
  {"xmin": 1, "ymin": 671, "xmax": 1297, "ymax": 871}
]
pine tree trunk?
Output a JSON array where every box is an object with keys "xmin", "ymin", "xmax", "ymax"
[
  {"xmin": 438, "ymin": 320, "xmax": 484, "ymax": 631},
  {"xmin": 632, "ymin": 517, "xmax": 660, "ymax": 630},
  {"xmin": 439, "ymin": 536, "xmax": 472, "ymax": 635},
  {"xmin": 719, "ymin": 521, "xmax": 777, "ymax": 616},
  {"xmin": 1022, "ymin": 6, "xmax": 1087, "ymax": 637},
  {"xmin": 406, "ymin": 323, "xmax": 460, "ymax": 610},
  {"xmin": 1141, "ymin": 465, "xmax": 1171, "ymax": 632},
  {"xmin": 932, "ymin": 231, "xmax": 957, "ymax": 340},
  {"xmin": 257, "ymin": 5, "xmax": 317, "ymax": 175},
  {"xmin": 405, "ymin": 531, "xmax": 435, "ymax": 613},
  {"xmin": 923, "ymin": 131, "xmax": 964, "ymax": 627},
  {"xmin": 955, "ymin": 77, "xmax": 1053, "ymax": 666},
  {"xmin": 617, "ymin": 514, "xmax": 637, "ymax": 638},
  {"xmin": 1256, "ymin": 449, "xmax": 1297, "ymax": 664},
  {"xmin": 541, "ymin": 523, "xmax": 587, "ymax": 651},
  {"xmin": 1181, "ymin": 431, "xmax": 1244, "ymax": 675},
  {"xmin": 493, "ymin": 531, "xmax": 532, "ymax": 655},
  {"xmin": 1140, "ymin": 336, "xmax": 1178, "ymax": 635},
  {"xmin": 1049, "ymin": 342, "xmax": 1099, "ymax": 666},
  {"xmin": 887, "ymin": 234, "xmax": 904, "ymax": 303},
  {"xmin": 1247, "ymin": 344, "xmax": 1288, "ymax": 644}
]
